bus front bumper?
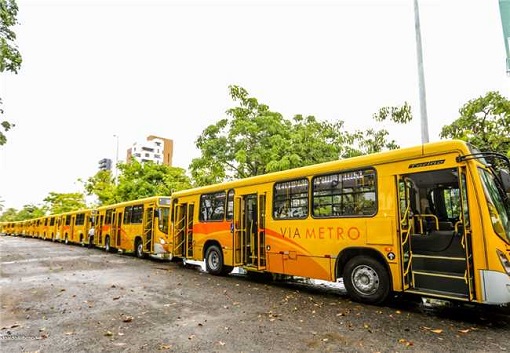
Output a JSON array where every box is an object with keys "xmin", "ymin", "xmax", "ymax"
[{"xmin": 480, "ymin": 270, "xmax": 510, "ymax": 305}]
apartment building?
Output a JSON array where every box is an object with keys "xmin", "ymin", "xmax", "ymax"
[{"xmin": 126, "ymin": 135, "xmax": 173, "ymax": 166}]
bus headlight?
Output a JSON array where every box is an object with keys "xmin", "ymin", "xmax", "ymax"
[
  {"xmin": 496, "ymin": 249, "xmax": 510, "ymax": 276},
  {"xmin": 159, "ymin": 238, "xmax": 166, "ymax": 245}
]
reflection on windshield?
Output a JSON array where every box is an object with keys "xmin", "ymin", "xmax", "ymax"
[
  {"xmin": 480, "ymin": 168, "xmax": 510, "ymax": 243},
  {"xmin": 158, "ymin": 207, "xmax": 170, "ymax": 234}
]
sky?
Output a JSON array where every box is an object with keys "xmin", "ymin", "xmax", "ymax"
[{"xmin": 1, "ymin": 0, "xmax": 509, "ymax": 211}]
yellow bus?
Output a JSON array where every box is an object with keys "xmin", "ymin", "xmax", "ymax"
[
  {"xmin": 93, "ymin": 196, "xmax": 172, "ymax": 258},
  {"xmin": 52, "ymin": 209, "xmax": 94, "ymax": 245},
  {"xmin": 170, "ymin": 140, "xmax": 510, "ymax": 305},
  {"xmin": 3, "ymin": 221, "xmax": 17, "ymax": 236}
]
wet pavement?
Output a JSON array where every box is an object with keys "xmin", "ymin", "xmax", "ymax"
[{"xmin": 1, "ymin": 235, "xmax": 509, "ymax": 353}]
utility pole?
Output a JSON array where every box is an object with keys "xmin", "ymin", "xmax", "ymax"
[
  {"xmin": 499, "ymin": 0, "xmax": 510, "ymax": 75},
  {"xmin": 414, "ymin": 0, "xmax": 430, "ymax": 143}
]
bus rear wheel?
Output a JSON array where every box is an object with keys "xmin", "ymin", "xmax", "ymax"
[
  {"xmin": 205, "ymin": 245, "xmax": 232, "ymax": 276},
  {"xmin": 343, "ymin": 255, "xmax": 390, "ymax": 305},
  {"xmin": 135, "ymin": 239, "xmax": 144, "ymax": 259},
  {"xmin": 105, "ymin": 236, "xmax": 110, "ymax": 252}
]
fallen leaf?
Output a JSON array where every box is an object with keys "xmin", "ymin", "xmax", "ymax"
[
  {"xmin": 122, "ymin": 315, "xmax": 133, "ymax": 323},
  {"xmin": 113, "ymin": 296, "xmax": 121, "ymax": 300},
  {"xmin": 458, "ymin": 329, "xmax": 470, "ymax": 334},
  {"xmin": 431, "ymin": 329, "xmax": 443, "ymax": 334},
  {"xmin": 104, "ymin": 331, "xmax": 113, "ymax": 336}
]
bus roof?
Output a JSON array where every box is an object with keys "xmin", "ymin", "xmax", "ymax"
[{"xmin": 171, "ymin": 139, "xmax": 472, "ymax": 197}]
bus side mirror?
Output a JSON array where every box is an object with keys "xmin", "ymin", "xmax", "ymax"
[{"xmin": 499, "ymin": 169, "xmax": 510, "ymax": 193}]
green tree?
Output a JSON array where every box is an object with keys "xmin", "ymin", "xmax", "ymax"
[
  {"xmin": 440, "ymin": 91, "xmax": 510, "ymax": 157},
  {"xmin": 0, "ymin": 204, "xmax": 45, "ymax": 221},
  {"xmin": 15, "ymin": 204, "xmax": 46, "ymax": 220},
  {"xmin": 190, "ymin": 85, "xmax": 412, "ymax": 186},
  {"xmin": 1, "ymin": 0, "xmax": 22, "ymax": 146},
  {"xmin": 0, "ymin": 207, "xmax": 18, "ymax": 221},
  {"xmin": 82, "ymin": 161, "xmax": 192, "ymax": 205},
  {"xmin": 80, "ymin": 169, "xmax": 116, "ymax": 205},
  {"xmin": 115, "ymin": 161, "xmax": 191, "ymax": 202},
  {"xmin": 345, "ymin": 102, "xmax": 413, "ymax": 157},
  {"xmin": 43, "ymin": 192, "xmax": 87, "ymax": 214}
]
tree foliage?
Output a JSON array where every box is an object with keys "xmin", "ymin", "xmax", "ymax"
[
  {"xmin": 440, "ymin": 91, "xmax": 510, "ymax": 157},
  {"xmin": 82, "ymin": 161, "xmax": 192, "ymax": 205},
  {"xmin": 190, "ymin": 85, "xmax": 412, "ymax": 186},
  {"xmin": 0, "ymin": 0, "xmax": 21, "ymax": 73},
  {"xmin": 43, "ymin": 192, "xmax": 87, "ymax": 215},
  {"xmin": 81, "ymin": 170, "xmax": 116, "ymax": 206},
  {"xmin": 0, "ymin": 204, "xmax": 46, "ymax": 221},
  {"xmin": 1, "ymin": 0, "xmax": 21, "ymax": 146}
]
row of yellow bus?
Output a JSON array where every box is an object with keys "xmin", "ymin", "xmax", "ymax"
[{"xmin": 2, "ymin": 140, "xmax": 510, "ymax": 306}]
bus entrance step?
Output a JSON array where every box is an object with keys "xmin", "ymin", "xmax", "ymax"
[
  {"xmin": 407, "ymin": 288, "xmax": 469, "ymax": 300},
  {"xmin": 412, "ymin": 270, "xmax": 469, "ymax": 296}
]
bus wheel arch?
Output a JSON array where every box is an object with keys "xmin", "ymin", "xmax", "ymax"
[
  {"xmin": 204, "ymin": 241, "xmax": 232, "ymax": 276},
  {"xmin": 336, "ymin": 248, "xmax": 392, "ymax": 305}
]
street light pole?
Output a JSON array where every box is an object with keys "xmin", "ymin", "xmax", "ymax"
[{"xmin": 414, "ymin": 0, "xmax": 430, "ymax": 144}]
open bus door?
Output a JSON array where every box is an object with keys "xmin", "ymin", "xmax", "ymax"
[
  {"xmin": 398, "ymin": 167, "xmax": 475, "ymax": 301},
  {"xmin": 173, "ymin": 201, "xmax": 194, "ymax": 258},
  {"xmin": 144, "ymin": 203, "xmax": 155, "ymax": 252},
  {"xmin": 233, "ymin": 193, "xmax": 266, "ymax": 270}
]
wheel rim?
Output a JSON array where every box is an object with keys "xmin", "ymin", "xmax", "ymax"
[
  {"xmin": 105, "ymin": 238, "xmax": 110, "ymax": 251},
  {"xmin": 208, "ymin": 250, "xmax": 219, "ymax": 270},
  {"xmin": 351, "ymin": 264, "xmax": 379, "ymax": 296},
  {"xmin": 137, "ymin": 243, "xmax": 143, "ymax": 257}
]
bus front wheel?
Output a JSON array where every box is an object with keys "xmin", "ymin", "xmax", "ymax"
[
  {"xmin": 205, "ymin": 245, "xmax": 232, "ymax": 276},
  {"xmin": 343, "ymin": 255, "xmax": 390, "ymax": 305}
]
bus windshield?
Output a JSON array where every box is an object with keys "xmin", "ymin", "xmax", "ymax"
[{"xmin": 479, "ymin": 168, "xmax": 510, "ymax": 243}]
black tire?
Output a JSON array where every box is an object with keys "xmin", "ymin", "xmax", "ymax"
[
  {"xmin": 64, "ymin": 235, "xmax": 69, "ymax": 245},
  {"xmin": 105, "ymin": 236, "xmax": 110, "ymax": 252},
  {"xmin": 205, "ymin": 245, "xmax": 231, "ymax": 275},
  {"xmin": 135, "ymin": 239, "xmax": 144, "ymax": 259},
  {"xmin": 343, "ymin": 255, "xmax": 390, "ymax": 305}
]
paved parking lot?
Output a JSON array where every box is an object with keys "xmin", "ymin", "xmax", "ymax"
[{"xmin": 1, "ymin": 235, "xmax": 509, "ymax": 353}]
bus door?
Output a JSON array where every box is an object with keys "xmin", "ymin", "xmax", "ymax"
[
  {"xmin": 144, "ymin": 204, "xmax": 155, "ymax": 252},
  {"xmin": 70, "ymin": 215, "xmax": 75, "ymax": 242},
  {"xmin": 233, "ymin": 193, "xmax": 266, "ymax": 270},
  {"xmin": 173, "ymin": 202, "xmax": 187, "ymax": 257},
  {"xmin": 398, "ymin": 167, "xmax": 475, "ymax": 301},
  {"xmin": 115, "ymin": 211, "xmax": 123, "ymax": 247},
  {"xmin": 110, "ymin": 210, "xmax": 117, "ymax": 246},
  {"xmin": 96, "ymin": 214, "xmax": 104, "ymax": 245}
]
